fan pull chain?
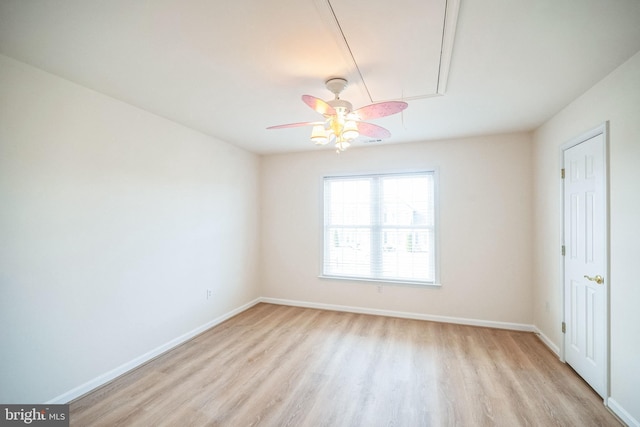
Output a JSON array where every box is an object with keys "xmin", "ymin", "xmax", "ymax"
[{"xmin": 401, "ymin": 89, "xmax": 407, "ymax": 130}]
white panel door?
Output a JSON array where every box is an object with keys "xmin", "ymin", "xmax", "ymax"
[{"xmin": 563, "ymin": 131, "xmax": 607, "ymax": 398}]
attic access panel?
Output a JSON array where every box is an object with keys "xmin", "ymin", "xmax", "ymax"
[{"xmin": 325, "ymin": 0, "xmax": 458, "ymax": 102}]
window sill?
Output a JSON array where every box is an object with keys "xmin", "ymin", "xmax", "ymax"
[{"xmin": 318, "ymin": 275, "xmax": 442, "ymax": 288}]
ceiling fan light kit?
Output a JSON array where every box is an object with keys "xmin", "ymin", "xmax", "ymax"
[{"xmin": 268, "ymin": 78, "xmax": 408, "ymax": 153}]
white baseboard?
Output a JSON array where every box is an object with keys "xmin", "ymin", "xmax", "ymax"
[
  {"xmin": 44, "ymin": 296, "xmax": 640, "ymax": 427},
  {"xmin": 259, "ymin": 297, "xmax": 535, "ymax": 332},
  {"xmin": 46, "ymin": 298, "xmax": 261, "ymax": 404},
  {"xmin": 532, "ymin": 326, "xmax": 560, "ymax": 357},
  {"xmin": 608, "ymin": 398, "xmax": 639, "ymax": 427},
  {"xmin": 45, "ymin": 297, "xmax": 549, "ymax": 404},
  {"xmin": 530, "ymin": 329, "xmax": 639, "ymax": 427}
]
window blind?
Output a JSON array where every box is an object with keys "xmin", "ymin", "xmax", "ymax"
[{"xmin": 323, "ymin": 171, "xmax": 436, "ymax": 284}]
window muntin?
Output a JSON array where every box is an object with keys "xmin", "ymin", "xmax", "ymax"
[{"xmin": 323, "ymin": 172, "xmax": 437, "ymax": 285}]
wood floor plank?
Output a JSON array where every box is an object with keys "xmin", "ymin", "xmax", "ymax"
[{"xmin": 70, "ymin": 303, "xmax": 621, "ymax": 426}]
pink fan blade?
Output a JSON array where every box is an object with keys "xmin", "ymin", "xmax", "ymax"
[
  {"xmin": 302, "ymin": 95, "xmax": 336, "ymax": 116},
  {"xmin": 357, "ymin": 122, "xmax": 391, "ymax": 139},
  {"xmin": 353, "ymin": 101, "xmax": 408, "ymax": 120},
  {"xmin": 267, "ymin": 121, "xmax": 324, "ymax": 130}
]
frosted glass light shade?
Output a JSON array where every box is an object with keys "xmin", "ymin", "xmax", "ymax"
[
  {"xmin": 342, "ymin": 120, "xmax": 359, "ymax": 141},
  {"xmin": 311, "ymin": 125, "xmax": 328, "ymax": 145},
  {"xmin": 335, "ymin": 140, "xmax": 351, "ymax": 151}
]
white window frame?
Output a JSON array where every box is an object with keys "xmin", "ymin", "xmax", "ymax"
[{"xmin": 320, "ymin": 171, "xmax": 440, "ymax": 287}]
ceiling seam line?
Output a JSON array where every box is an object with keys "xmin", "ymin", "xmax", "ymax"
[
  {"xmin": 326, "ymin": 0, "xmax": 373, "ymax": 103},
  {"xmin": 436, "ymin": 0, "xmax": 448, "ymax": 94}
]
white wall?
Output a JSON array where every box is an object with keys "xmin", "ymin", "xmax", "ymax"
[
  {"xmin": 5, "ymin": 41, "xmax": 636, "ymax": 417},
  {"xmin": 532, "ymin": 50, "xmax": 640, "ymax": 424},
  {"xmin": 0, "ymin": 55, "xmax": 260, "ymax": 403},
  {"xmin": 260, "ymin": 133, "xmax": 533, "ymax": 325}
]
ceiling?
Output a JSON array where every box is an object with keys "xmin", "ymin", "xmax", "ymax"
[{"xmin": 1, "ymin": 0, "xmax": 640, "ymax": 154}]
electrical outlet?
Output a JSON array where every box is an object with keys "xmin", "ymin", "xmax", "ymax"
[
  {"xmin": 545, "ymin": 301, "xmax": 550, "ymax": 313},
  {"xmin": 206, "ymin": 289, "xmax": 213, "ymax": 299}
]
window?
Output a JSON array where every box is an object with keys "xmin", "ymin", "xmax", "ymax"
[{"xmin": 322, "ymin": 171, "xmax": 437, "ymax": 285}]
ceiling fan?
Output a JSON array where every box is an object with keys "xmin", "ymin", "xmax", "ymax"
[{"xmin": 267, "ymin": 78, "xmax": 408, "ymax": 152}]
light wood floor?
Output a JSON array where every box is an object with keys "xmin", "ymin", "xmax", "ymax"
[{"xmin": 70, "ymin": 303, "xmax": 620, "ymax": 426}]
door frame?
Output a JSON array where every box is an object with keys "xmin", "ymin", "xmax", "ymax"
[{"xmin": 559, "ymin": 121, "xmax": 610, "ymax": 403}]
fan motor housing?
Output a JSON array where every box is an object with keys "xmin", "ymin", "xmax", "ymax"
[{"xmin": 327, "ymin": 99, "xmax": 353, "ymax": 113}]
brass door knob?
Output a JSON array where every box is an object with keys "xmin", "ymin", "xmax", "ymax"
[{"xmin": 584, "ymin": 274, "xmax": 604, "ymax": 285}]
